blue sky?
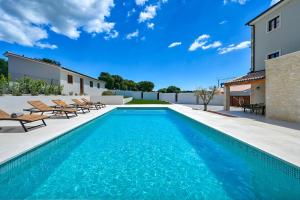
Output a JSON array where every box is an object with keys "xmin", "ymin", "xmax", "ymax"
[{"xmin": 0, "ymin": 0, "xmax": 279, "ymax": 90}]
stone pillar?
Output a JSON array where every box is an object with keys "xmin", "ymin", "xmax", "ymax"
[{"xmin": 224, "ymin": 85, "xmax": 230, "ymax": 111}]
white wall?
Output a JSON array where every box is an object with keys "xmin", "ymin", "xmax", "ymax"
[
  {"xmin": 208, "ymin": 94, "xmax": 224, "ymax": 106},
  {"xmin": 91, "ymin": 95, "xmax": 124, "ymax": 105},
  {"xmin": 143, "ymin": 92, "xmax": 158, "ymax": 100},
  {"xmin": 114, "ymin": 90, "xmax": 142, "ymax": 99},
  {"xmin": 123, "ymin": 97, "xmax": 133, "ymax": 104},
  {"xmin": 177, "ymin": 93, "xmax": 224, "ymax": 105},
  {"xmin": 159, "ymin": 93, "xmax": 176, "ymax": 103},
  {"xmin": 0, "ymin": 95, "xmax": 90, "ymax": 114},
  {"xmin": 60, "ymin": 69, "xmax": 105, "ymax": 96},
  {"xmin": 8, "ymin": 55, "xmax": 61, "ymax": 84},
  {"xmin": 250, "ymin": 82, "xmax": 265, "ymax": 104},
  {"xmin": 177, "ymin": 93, "xmax": 197, "ymax": 104}
]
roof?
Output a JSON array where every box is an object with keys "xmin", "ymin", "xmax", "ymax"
[
  {"xmin": 224, "ymin": 70, "xmax": 265, "ymax": 86},
  {"xmin": 4, "ymin": 51, "xmax": 105, "ymax": 83},
  {"xmin": 246, "ymin": 0, "xmax": 288, "ymax": 25}
]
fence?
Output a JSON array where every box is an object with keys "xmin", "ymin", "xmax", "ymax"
[
  {"xmin": 159, "ymin": 93, "xmax": 176, "ymax": 103},
  {"xmin": 114, "ymin": 90, "xmax": 142, "ymax": 99},
  {"xmin": 111, "ymin": 90, "xmax": 224, "ymax": 106}
]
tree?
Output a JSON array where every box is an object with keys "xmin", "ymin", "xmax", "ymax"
[
  {"xmin": 158, "ymin": 88, "xmax": 168, "ymax": 93},
  {"xmin": 194, "ymin": 86, "xmax": 217, "ymax": 111},
  {"xmin": 111, "ymin": 75, "xmax": 123, "ymax": 90},
  {"xmin": 36, "ymin": 58, "xmax": 61, "ymax": 66},
  {"xmin": 98, "ymin": 72, "xmax": 114, "ymax": 89},
  {"xmin": 137, "ymin": 81, "xmax": 154, "ymax": 92},
  {"xmin": 167, "ymin": 86, "xmax": 181, "ymax": 93},
  {"xmin": 0, "ymin": 58, "xmax": 8, "ymax": 77},
  {"xmin": 123, "ymin": 79, "xmax": 138, "ymax": 91}
]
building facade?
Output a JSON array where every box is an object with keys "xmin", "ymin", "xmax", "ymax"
[
  {"xmin": 248, "ymin": 0, "xmax": 300, "ymax": 71},
  {"xmin": 224, "ymin": 0, "xmax": 300, "ymax": 122},
  {"xmin": 5, "ymin": 52, "xmax": 106, "ymax": 96}
]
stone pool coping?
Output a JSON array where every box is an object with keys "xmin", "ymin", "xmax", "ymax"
[{"xmin": 0, "ymin": 104, "xmax": 300, "ymax": 168}]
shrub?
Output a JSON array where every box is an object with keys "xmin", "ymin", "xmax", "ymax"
[
  {"xmin": 0, "ymin": 76, "xmax": 64, "ymax": 96},
  {"xmin": 0, "ymin": 74, "xmax": 8, "ymax": 96},
  {"xmin": 102, "ymin": 91, "xmax": 114, "ymax": 96},
  {"xmin": 54, "ymin": 85, "xmax": 63, "ymax": 95},
  {"xmin": 11, "ymin": 83, "xmax": 22, "ymax": 96},
  {"xmin": 29, "ymin": 80, "xmax": 46, "ymax": 96},
  {"xmin": 17, "ymin": 76, "xmax": 32, "ymax": 94}
]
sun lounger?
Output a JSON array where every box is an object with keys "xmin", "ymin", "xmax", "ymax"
[
  {"xmin": 52, "ymin": 99, "xmax": 89, "ymax": 113},
  {"xmin": 71, "ymin": 99, "xmax": 91, "ymax": 112},
  {"xmin": 27, "ymin": 100, "xmax": 77, "ymax": 119},
  {"xmin": 81, "ymin": 98, "xmax": 104, "ymax": 109},
  {"xmin": 0, "ymin": 109, "xmax": 48, "ymax": 132}
]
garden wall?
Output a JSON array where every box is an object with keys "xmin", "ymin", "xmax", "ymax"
[
  {"xmin": 177, "ymin": 93, "xmax": 197, "ymax": 104},
  {"xmin": 91, "ymin": 95, "xmax": 124, "ymax": 105},
  {"xmin": 159, "ymin": 93, "xmax": 176, "ymax": 103},
  {"xmin": 143, "ymin": 92, "xmax": 158, "ymax": 100},
  {"xmin": 0, "ymin": 95, "xmax": 90, "ymax": 113},
  {"xmin": 265, "ymin": 51, "xmax": 300, "ymax": 123},
  {"xmin": 114, "ymin": 90, "xmax": 142, "ymax": 99}
]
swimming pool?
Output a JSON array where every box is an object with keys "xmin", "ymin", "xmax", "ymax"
[{"xmin": 0, "ymin": 108, "xmax": 299, "ymax": 199}]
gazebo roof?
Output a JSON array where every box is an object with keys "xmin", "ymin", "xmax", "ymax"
[{"xmin": 224, "ymin": 70, "xmax": 265, "ymax": 86}]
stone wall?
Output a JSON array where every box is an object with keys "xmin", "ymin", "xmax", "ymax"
[{"xmin": 266, "ymin": 51, "xmax": 300, "ymax": 123}]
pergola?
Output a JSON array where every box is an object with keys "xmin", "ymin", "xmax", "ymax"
[{"xmin": 223, "ymin": 70, "xmax": 265, "ymax": 110}]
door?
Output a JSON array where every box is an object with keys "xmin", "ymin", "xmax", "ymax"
[{"xmin": 80, "ymin": 78, "xmax": 84, "ymax": 95}]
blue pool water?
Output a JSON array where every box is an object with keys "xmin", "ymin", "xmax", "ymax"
[{"xmin": 0, "ymin": 108, "xmax": 299, "ymax": 199}]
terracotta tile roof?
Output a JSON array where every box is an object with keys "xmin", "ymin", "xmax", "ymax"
[{"xmin": 225, "ymin": 70, "xmax": 265, "ymax": 85}]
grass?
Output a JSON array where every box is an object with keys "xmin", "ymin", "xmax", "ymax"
[{"xmin": 126, "ymin": 99, "xmax": 170, "ymax": 104}]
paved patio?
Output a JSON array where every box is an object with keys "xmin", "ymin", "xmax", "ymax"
[{"xmin": 0, "ymin": 104, "xmax": 300, "ymax": 169}]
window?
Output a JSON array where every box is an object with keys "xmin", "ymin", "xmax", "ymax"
[
  {"xmin": 97, "ymin": 83, "xmax": 100, "ymax": 89},
  {"xmin": 267, "ymin": 51, "xmax": 280, "ymax": 59},
  {"xmin": 90, "ymin": 81, "xmax": 93, "ymax": 88},
  {"xmin": 267, "ymin": 16, "xmax": 280, "ymax": 32},
  {"xmin": 67, "ymin": 75, "xmax": 73, "ymax": 84}
]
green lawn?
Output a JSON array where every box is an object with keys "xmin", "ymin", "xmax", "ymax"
[{"xmin": 126, "ymin": 99, "xmax": 170, "ymax": 104}]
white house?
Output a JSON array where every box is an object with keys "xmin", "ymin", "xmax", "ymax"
[
  {"xmin": 224, "ymin": 0, "xmax": 300, "ymax": 122},
  {"xmin": 5, "ymin": 52, "xmax": 106, "ymax": 96}
]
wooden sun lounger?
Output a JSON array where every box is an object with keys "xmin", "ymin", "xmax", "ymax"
[
  {"xmin": 27, "ymin": 100, "xmax": 77, "ymax": 119},
  {"xmin": 0, "ymin": 109, "xmax": 48, "ymax": 132},
  {"xmin": 72, "ymin": 99, "xmax": 91, "ymax": 112},
  {"xmin": 52, "ymin": 99, "xmax": 89, "ymax": 113},
  {"xmin": 81, "ymin": 98, "xmax": 104, "ymax": 109}
]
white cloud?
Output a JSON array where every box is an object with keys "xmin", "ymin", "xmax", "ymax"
[
  {"xmin": 223, "ymin": 0, "xmax": 248, "ymax": 5},
  {"xmin": 147, "ymin": 22, "xmax": 155, "ymax": 29},
  {"xmin": 138, "ymin": 5, "xmax": 158, "ymax": 23},
  {"xmin": 126, "ymin": 30, "xmax": 139, "ymax": 40},
  {"xmin": 202, "ymin": 41, "xmax": 222, "ymax": 50},
  {"xmin": 188, "ymin": 34, "xmax": 221, "ymax": 52},
  {"xmin": 0, "ymin": 0, "xmax": 116, "ymax": 48},
  {"xmin": 35, "ymin": 42, "xmax": 58, "ymax": 49},
  {"xmin": 218, "ymin": 41, "xmax": 250, "ymax": 54},
  {"xmin": 168, "ymin": 42, "xmax": 182, "ymax": 48},
  {"xmin": 270, "ymin": 0, "xmax": 280, "ymax": 5},
  {"xmin": 219, "ymin": 20, "xmax": 228, "ymax": 25},
  {"xmin": 104, "ymin": 30, "xmax": 119, "ymax": 40},
  {"xmin": 189, "ymin": 35, "xmax": 222, "ymax": 52},
  {"xmin": 135, "ymin": 0, "xmax": 148, "ymax": 6}
]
